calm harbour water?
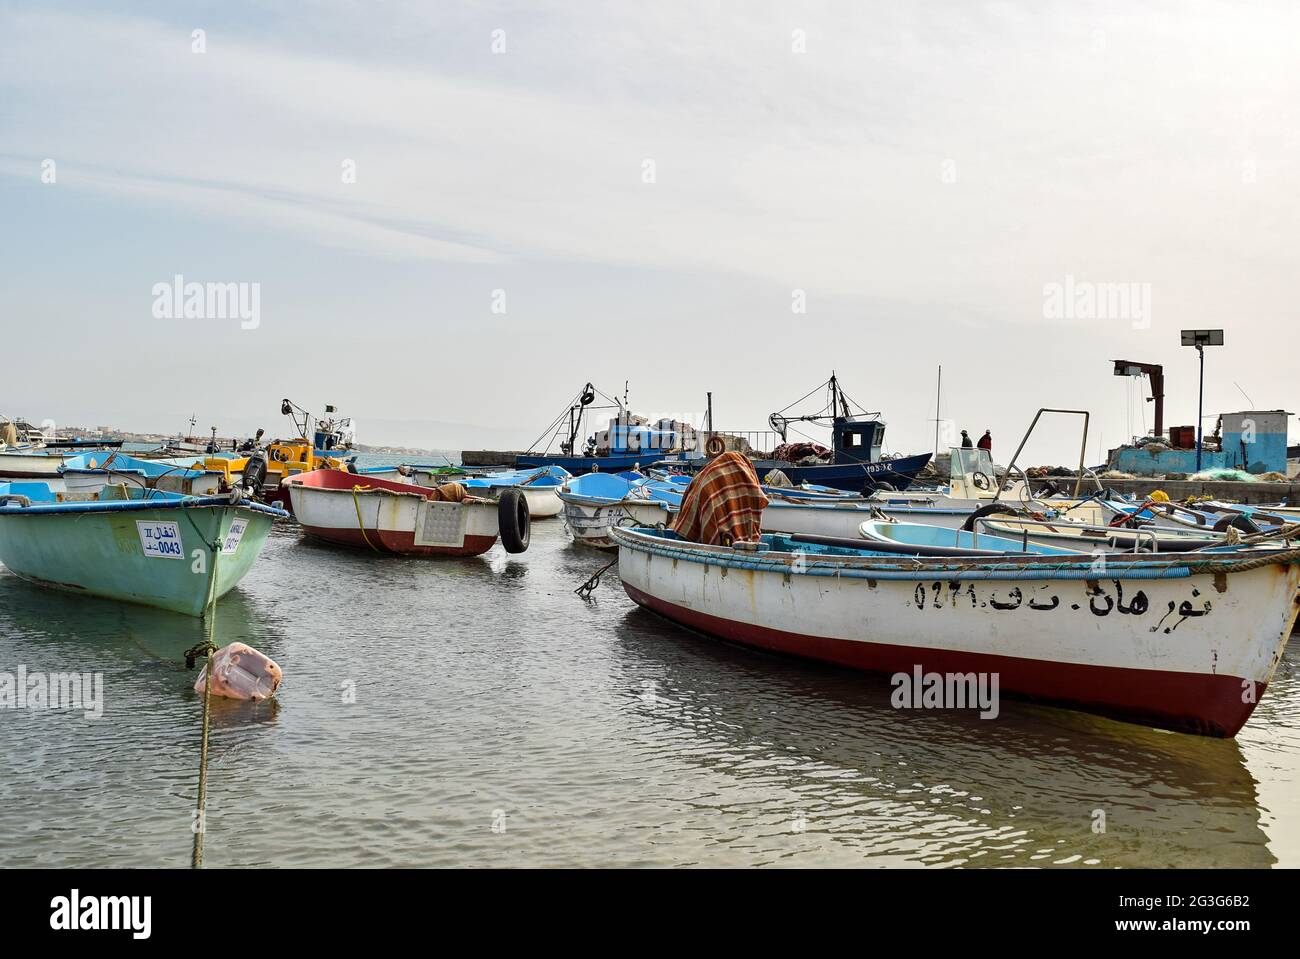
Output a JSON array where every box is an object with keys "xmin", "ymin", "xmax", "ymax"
[{"xmin": 3, "ymin": 461, "xmax": 1300, "ymax": 867}]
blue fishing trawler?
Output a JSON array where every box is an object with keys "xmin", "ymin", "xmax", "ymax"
[
  {"xmin": 517, "ymin": 382, "xmax": 682, "ymax": 474},
  {"xmin": 655, "ymin": 375, "xmax": 931, "ymax": 492}
]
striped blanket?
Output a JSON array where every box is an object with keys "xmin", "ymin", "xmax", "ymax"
[{"xmin": 671, "ymin": 451, "xmax": 769, "ymax": 546}]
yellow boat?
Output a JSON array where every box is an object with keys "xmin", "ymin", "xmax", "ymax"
[{"xmin": 169, "ymin": 440, "xmax": 349, "ymax": 512}]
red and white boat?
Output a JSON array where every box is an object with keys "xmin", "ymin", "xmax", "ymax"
[
  {"xmin": 609, "ymin": 526, "xmax": 1300, "ymax": 737},
  {"xmin": 284, "ymin": 469, "xmax": 529, "ymax": 557}
]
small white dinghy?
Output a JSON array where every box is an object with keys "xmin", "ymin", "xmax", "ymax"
[
  {"xmin": 557, "ymin": 472, "xmax": 677, "ymax": 548},
  {"xmin": 462, "ymin": 466, "xmax": 568, "ymax": 519}
]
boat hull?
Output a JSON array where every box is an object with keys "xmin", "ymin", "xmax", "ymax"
[
  {"xmin": 62, "ymin": 469, "xmax": 223, "ymax": 497},
  {"xmin": 514, "ymin": 486, "xmax": 561, "ymax": 518},
  {"xmin": 517, "ymin": 453, "xmax": 653, "ymax": 474},
  {"xmin": 613, "ymin": 531, "xmax": 1300, "ymax": 736},
  {"xmin": 0, "ymin": 451, "xmax": 71, "ymax": 480},
  {"xmin": 287, "ymin": 474, "xmax": 504, "ymax": 557},
  {"xmin": 751, "ymin": 452, "xmax": 934, "ymax": 492},
  {"xmin": 559, "ymin": 495, "xmax": 672, "ymax": 548},
  {"xmin": 0, "ymin": 503, "xmax": 274, "ymax": 616}
]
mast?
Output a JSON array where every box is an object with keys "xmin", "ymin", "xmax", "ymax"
[{"xmin": 830, "ymin": 372, "xmax": 849, "ymax": 419}]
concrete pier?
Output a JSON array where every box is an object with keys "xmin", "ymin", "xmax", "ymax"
[
  {"xmin": 461, "ymin": 449, "xmax": 521, "ymax": 467},
  {"xmin": 1078, "ymin": 478, "xmax": 1299, "ymax": 505}
]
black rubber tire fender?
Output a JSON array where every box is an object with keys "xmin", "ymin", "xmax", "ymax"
[
  {"xmin": 498, "ymin": 488, "xmax": 531, "ymax": 553},
  {"xmin": 1212, "ymin": 513, "xmax": 1260, "ymax": 535},
  {"xmin": 961, "ymin": 502, "xmax": 1019, "ymax": 532}
]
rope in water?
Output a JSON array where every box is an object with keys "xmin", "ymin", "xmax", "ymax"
[
  {"xmin": 351, "ymin": 485, "xmax": 380, "ymax": 552},
  {"xmin": 186, "ymin": 529, "xmax": 222, "ymax": 869},
  {"xmin": 575, "ymin": 559, "xmax": 618, "ymax": 599}
]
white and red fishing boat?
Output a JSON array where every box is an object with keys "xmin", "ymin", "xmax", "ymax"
[
  {"xmin": 284, "ymin": 469, "xmax": 529, "ymax": 557},
  {"xmin": 609, "ymin": 525, "xmax": 1300, "ymax": 737}
]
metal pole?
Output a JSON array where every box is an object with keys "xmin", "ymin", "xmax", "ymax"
[
  {"xmin": 1196, "ymin": 345, "xmax": 1204, "ymax": 472},
  {"xmin": 933, "ymin": 364, "xmax": 942, "ymax": 458}
]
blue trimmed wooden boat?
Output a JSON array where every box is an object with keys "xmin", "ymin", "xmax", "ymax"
[
  {"xmin": 609, "ymin": 525, "xmax": 1300, "ymax": 736},
  {"xmin": 59, "ymin": 452, "xmax": 226, "ymax": 496},
  {"xmin": 0, "ymin": 481, "xmax": 286, "ymax": 615}
]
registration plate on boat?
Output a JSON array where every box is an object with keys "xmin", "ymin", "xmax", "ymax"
[
  {"xmin": 221, "ymin": 519, "xmax": 248, "ymax": 554},
  {"xmin": 136, "ymin": 520, "xmax": 185, "ymax": 559}
]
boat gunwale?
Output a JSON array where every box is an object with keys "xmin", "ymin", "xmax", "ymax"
[
  {"xmin": 608, "ymin": 526, "xmax": 1300, "ymax": 581},
  {"xmin": 286, "ymin": 481, "xmax": 494, "ymax": 508},
  {"xmin": 0, "ymin": 493, "xmax": 288, "ymax": 518}
]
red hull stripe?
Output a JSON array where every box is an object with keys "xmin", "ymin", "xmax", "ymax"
[
  {"xmin": 301, "ymin": 524, "xmax": 497, "ymax": 557},
  {"xmin": 622, "ymin": 582, "xmax": 1263, "ymax": 737}
]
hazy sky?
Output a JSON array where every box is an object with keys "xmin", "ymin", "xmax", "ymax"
[{"xmin": 2, "ymin": 1, "xmax": 1296, "ymax": 461}]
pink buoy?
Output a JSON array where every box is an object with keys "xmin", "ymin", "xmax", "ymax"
[{"xmin": 194, "ymin": 642, "xmax": 282, "ymax": 701}]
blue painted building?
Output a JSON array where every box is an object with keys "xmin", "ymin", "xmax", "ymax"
[{"xmin": 1111, "ymin": 410, "xmax": 1291, "ymax": 476}]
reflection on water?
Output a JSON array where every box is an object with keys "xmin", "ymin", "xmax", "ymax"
[
  {"xmin": 612, "ymin": 610, "xmax": 1272, "ymax": 867},
  {"xmin": 1, "ymin": 511, "xmax": 1296, "ymax": 868}
]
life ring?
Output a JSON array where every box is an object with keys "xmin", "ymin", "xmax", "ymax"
[
  {"xmin": 705, "ymin": 436, "xmax": 725, "ymax": 456},
  {"xmin": 498, "ymin": 488, "xmax": 531, "ymax": 554}
]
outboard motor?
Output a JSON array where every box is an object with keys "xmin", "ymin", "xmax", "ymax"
[{"xmin": 239, "ymin": 431, "xmax": 270, "ymax": 500}]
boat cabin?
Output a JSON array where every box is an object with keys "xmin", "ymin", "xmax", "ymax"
[
  {"xmin": 947, "ymin": 447, "xmax": 1032, "ymax": 500},
  {"xmin": 832, "ymin": 417, "xmax": 885, "ymax": 464}
]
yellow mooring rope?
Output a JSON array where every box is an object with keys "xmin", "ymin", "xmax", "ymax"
[{"xmin": 351, "ymin": 485, "xmax": 380, "ymax": 552}]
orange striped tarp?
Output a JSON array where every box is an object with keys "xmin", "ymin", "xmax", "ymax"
[{"xmin": 671, "ymin": 451, "xmax": 769, "ymax": 546}]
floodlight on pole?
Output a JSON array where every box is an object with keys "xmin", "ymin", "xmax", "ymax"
[{"xmin": 1180, "ymin": 330, "xmax": 1225, "ymax": 471}]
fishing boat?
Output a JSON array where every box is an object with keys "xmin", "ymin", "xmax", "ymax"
[
  {"xmin": 59, "ymin": 452, "xmax": 226, "ymax": 497},
  {"xmin": 559, "ymin": 471, "xmax": 686, "ymax": 547},
  {"xmin": 353, "ymin": 464, "xmax": 478, "ymax": 486},
  {"xmin": 856, "ymin": 519, "xmax": 1091, "ymax": 555},
  {"xmin": 744, "ymin": 375, "xmax": 932, "ymax": 492},
  {"xmin": 978, "ymin": 513, "xmax": 1231, "ymax": 553},
  {"xmin": 1100, "ymin": 497, "xmax": 1300, "ymax": 537},
  {"xmin": 517, "ymin": 382, "xmax": 689, "ymax": 474},
  {"xmin": 284, "ymin": 469, "xmax": 530, "ymax": 557},
  {"xmin": 608, "ymin": 524, "xmax": 1300, "ymax": 737},
  {"xmin": 0, "ymin": 447, "xmax": 96, "ymax": 482},
  {"xmin": 0, "ymin": 482, "xmax": 284, "ymax": 615},
  {"xmin": 461, "ymin": 466, "xmax": 568, "ymax": 518},
  {"xmin": 557, "ymin": 472, "xmax": 679, "ymax": 548},
  {"xmin": 559, "ymin": 468, "xmax": 949, "ymax": 546}
]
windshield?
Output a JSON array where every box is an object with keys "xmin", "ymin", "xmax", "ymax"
[{"xmin": 949, "ymin": 447, "xmax": 994, "ymax": 484}]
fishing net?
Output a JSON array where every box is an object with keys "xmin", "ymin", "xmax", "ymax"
[{"xmin": 1189, "ymin": 468, "xmax": 1258, "ymax": 482}]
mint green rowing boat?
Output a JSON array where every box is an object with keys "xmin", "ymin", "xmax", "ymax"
[{"xmin": 0, "ymin": 482, "xmax": 286, "ymax": 616}]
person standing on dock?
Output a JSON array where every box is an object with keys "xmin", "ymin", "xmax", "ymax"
[
  {"xmin": 977, "ymin": 430, "xmax": 992, "ymax": 453},
  {"xmin": 960, "ymin": 430, "xmax": 973, "ymax": 448}
]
